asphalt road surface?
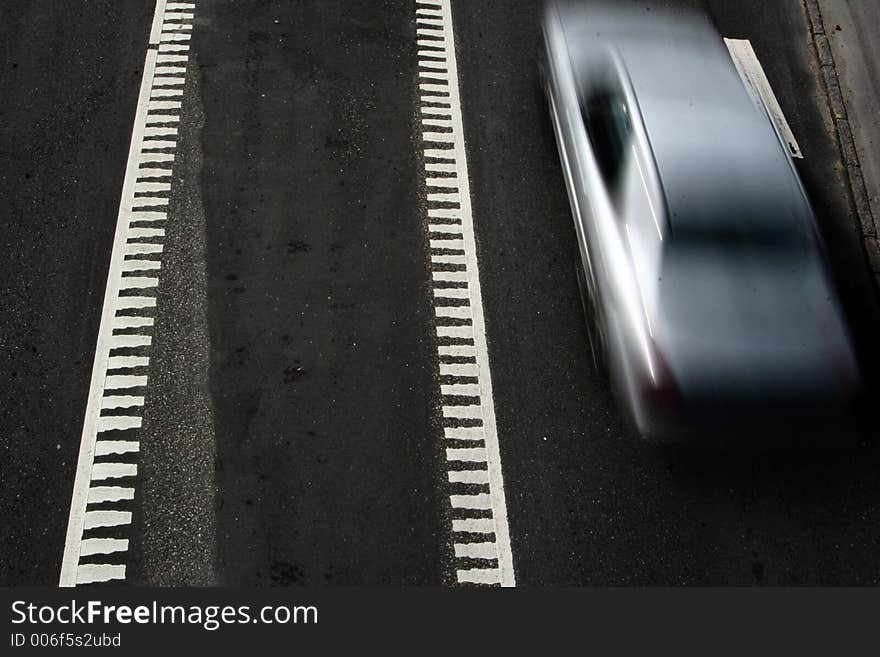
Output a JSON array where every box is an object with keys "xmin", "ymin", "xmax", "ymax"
[{"xmin": 2, "ymin": 0, "xmax": 880, "ymax": 587}]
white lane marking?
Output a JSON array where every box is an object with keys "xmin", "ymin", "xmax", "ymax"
[
  {"xmin": 435, "ymin": 305, "xmax": 472, "ymax": 319},
  {"xmin": 104, "ymin": 375, "xmax": 149, "ymax": 389},
  {"xmin": 416, "ymin": 0, "xmax": 516, "ymax": 587},
  {"xmin": 432, "ymin": 270, "xmax": 468, "ymax": 282},
  {"xmin": 124, "ymin": 243, "xmax": 164, "ymax": 256},
  {"xmin": 441, "ymin": 383, "xmax": 481, "ymax": 396},
  {"xmin": 443, "ymin": 405, "xmax": 483, "ymax": 419},
  {"xmin": 79, "ymin": 538, "xmax": 129, "ymax": 557},
  {"xmin": 83, "ymin": 510, "xmax": 132, "ymax": 530},
  {"xmin": 151, "ymin": 78, "xmax": 185, "ymax": 87},
  {"xmin": 76, "ymin": 564, "xmax": 126, "ymax": 585},
  {"xmin": 112, "ymin": 316, "xmax": 155, "ymax": 330},
  {"xmin": 438, "ymin": 344, "xmax": 475, "ymax": 357},
  {"xmin": 107, "ymin": 355, "xmax": 150, "ymax": 369},
  {"xmin": 454, "ymin": 542, "xmax": 497, "ymax": 559},
  {"xmin": 117, "ymin": 273, "xmax": 160, "ymax": 287},
  {"xmin": 724, "ymin": 38, "xmax": 803, "ymax": 158},
  {"xmin": 101, "ymin": 395, "xmax": 144, "ymax": 409},
  {"xmin": 94, "ymin": 441, "xmax": 141, "ymax": 456},
  {"xmin": 148, "ymin": 0, "xmax": 168, "ymax": 44},
  {"xmin": 101, "ymin": 395, "xmax": 146, "ymax": 409},
  {"xmin": 449, "ymin": 470, "xmax": 490, "ymax": 484},
  {"xmin": 428, "ymin": 207, "xmax": 461, "ymax": 218},
  {"xmin": 452, "ymin": 517, "xmax": 494, "ymax": 533},
  {"xmin": 450, "ymin": 494, "xmax": 492, "ymax": 510},
  {"xmin": 108, "ymin": 335, "xmax": 152, "ymax": 349},
  {"xmin": 429, "ymin": 224, "xmax": 464, "ymax": 234},
  {"xmin": 437, "ymin": 325, "xmax": 474, "ymax": 339},
  {"xmin": 426, "ymin": 175, "xmax": 458, "ymax": 185},
  {"xmin": 446, "ymin": 447, "xmax": 488, "ymax": 462},
  {"xmin": 432, "ymin": 254, "xmax": 466, "ymax": 265},
  {"xmin": 439, "ymin": 363, "xmax": 478, "ymax": 377},
  {"xmin": 88, "ymin": 486, "xmax": 136, "ymax": 503},
  {"xmin": 434, "ymin": 286, "xmax": 470, "ymax": 299},
  {"xmin": 96, "ymin": 416, "xmax": 143, "ymax": 433},
  {"xmin": 59, "ymin": 0, "xmax": 195, "ymax": 588},
  {"xmin": 91, "ymin": 462, "xmax": 138, "ymax": 480},
  {"xmin": 445, "ymin": 426, "xmax": 485, "ymax": 440},
  {"xmin": 457, "ymin": 568, "xmax": 501, "ymax": 585}
]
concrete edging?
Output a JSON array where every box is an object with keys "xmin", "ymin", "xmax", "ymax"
[{"xmin": 803, "ymin": 0, "xmax": 880, "ymax": 281}]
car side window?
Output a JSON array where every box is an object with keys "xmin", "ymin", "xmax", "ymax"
[{"xmin": 581, "ymin": 85, "xmax": 632, "ymax": 197}]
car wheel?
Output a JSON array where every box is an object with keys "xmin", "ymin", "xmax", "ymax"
[{"xmin": 575, "ymin": 258, "xmax": 609, "ymax": 378}]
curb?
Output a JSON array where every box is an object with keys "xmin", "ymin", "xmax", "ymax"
[{"xmin": 803, "ymin": 0, "xmax": 880, "ymax": 280}]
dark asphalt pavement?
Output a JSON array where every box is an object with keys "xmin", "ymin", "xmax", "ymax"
[
  {"xmin": 2, "ymin": 0, "xmax": 880, "ymax": 586},
  {"xmin": 162, "ymin": 0, "xmax": 449, "ymax": 586},
  {"xmin": 0, "ymin": 0, "xmax": 154, "ymax": 585}
]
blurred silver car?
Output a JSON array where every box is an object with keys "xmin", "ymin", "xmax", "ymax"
[{"xmin": 541, "ymin": 2, "xmax": 859, "ymax": 444}]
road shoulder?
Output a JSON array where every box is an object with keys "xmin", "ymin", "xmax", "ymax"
[{"xmin": 806, "ymin": 0, "xmax": 880, "ymax": 285}]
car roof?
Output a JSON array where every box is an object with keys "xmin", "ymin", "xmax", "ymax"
[{"xmin": 557, "ymin": 2, "xmax": 812, "ymax": 236}]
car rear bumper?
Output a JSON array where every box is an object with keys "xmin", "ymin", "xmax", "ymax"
[{"xmin": 629, "ymin": 390, "xmax": 861, "ymax": 447}]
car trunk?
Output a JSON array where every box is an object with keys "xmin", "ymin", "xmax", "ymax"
[{"xmin": 654, "ymin": 241, "xmax": 856, "ymax": 413}]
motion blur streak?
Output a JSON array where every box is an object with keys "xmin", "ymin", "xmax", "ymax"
[{"xmin": 541, "ymin": 0, "xmax": 859, "ymax": 445}]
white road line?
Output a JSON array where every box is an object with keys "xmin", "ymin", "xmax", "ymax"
[
  {"xmin": 80, "ymin": 538, "xmax": 129, "ymax": 557},
  {"xmin": 435, "ymin": 305, "xmax": 472, "ymax": 319},
  {"xmin": 148, "ymin": 0, "xmax": 168, "ymax": 44},
  {"xmin": 441, "ymin": 383, "xmax": 481, "ymax": 396},
  {"xmin": 437, "ymin": 325, "xmax": 473, "ymax": 339},
  {"xmin": 454, "ymin": 542, "xmax": 497, "ymax": 559},
  {"xmin": 443, "ymin": 405, "xmax": 483, "ymax": 419},
  {"xmin": 428, "ymin": 207, "xmax": 461, "ymax": 218},
  {"xmin": 76, "ymin": 564, "xmax": 126, "ymax": 586},
  {"xmin": 448, "ymin": 470, "xmax": 490, "ymax": 484},
  {"xmin": 724, "ymin": 38, "xmax": 803, "ymax": 158},
  {"xmin": 59, "ymin": 0, "xmax": 195, "ymax": 588},
  {"xmin": 107, "ymin": 355, "xmax": 150, "ymax": 369},
  {"xmin": 452, "ymin": 517, "xmax": 494, "ymax": 533},
  {"xmin": 438, "ymin": 344, "xmax": 475, "ymax": 357},
  {"xmin": 432, "ymin": 254, "xmax": 466, "ymax": 265},
  {"xmin": 439, "ymin": 363, "xmax": 479, "ymax": 377},
  {"xmin": 445, "ymin": 426, "xmax": 485, "ymax": 441},
  {"xmin": 104, "ymin": 375, "xmax": 149, "ymax": 389},
  {"xmin": 108, "ymin": 335, "xmax": 152, "ymax": 349},
  {"xmin": 457, "ymin": 568, "xmax": 501, "ymax": 585},
  {"xmin": 434, "ymin": 287, "xmax": 470, "ymax": 299},
  {"xmin": 433, "ymin": 270, "xmax": 468, "ymax": 282},
  {"xmin": 450, "ymin": 493, "xmax": 492, "ymax": 510},
  {"xmin": 88, "ymin": 486, "xmax": 136, "ymax": 503},
  {"xmin": 111, "ymin": 316, "xmax": 155, "ymax": 330},
  {"xmin": 96, "ymin": 416, "xmax": 142, "ymax": 433},
  {"xmin": 83, "ymin": 510, "xmax": 132, "ymax": 530},
  {"xmin": 94, "ymin": 441, "xmax": 141, "ymax": 456},
  {"xmin": 91, "ymin": 462, "xmax": 138, "ymax": 480},
  {"xmin": 446, "ymin": 447, "xmax": 488, "ymax": 462},
  {"xmin": 430, "ymin": 224, "xmax": 464, "ymax": 234},
  {"xmin": 415, "ymin": 0, "xmax": 516, "ymax": 587}
]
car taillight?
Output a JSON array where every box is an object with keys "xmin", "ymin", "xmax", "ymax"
[{"xmin": 641, "ymin": 341, "xmax": 680, "ymax": 414}]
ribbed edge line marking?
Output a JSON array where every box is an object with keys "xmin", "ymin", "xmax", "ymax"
[
  {"xmin": 416, "ymin": 0, "xmax": 516, "ymax": 587},
  {"xmin": 59, "ymin": 0, "xmax": 195, "ymax": 588}
]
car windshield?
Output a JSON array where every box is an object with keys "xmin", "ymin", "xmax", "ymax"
[{"xmin": 580, "ymin": 90, "xmax": 631, "ymax": 191}]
